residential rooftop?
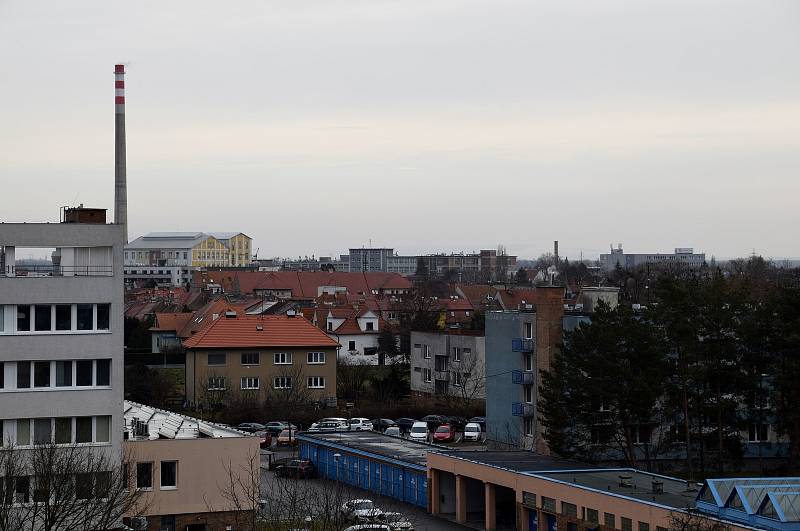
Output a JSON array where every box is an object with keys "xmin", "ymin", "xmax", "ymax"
[
  {"xmin": 182, "ymin": 313, "xmax": 339, "ymax": 349},
  {"xmin": 297, "ymin": 431, "xmax": 450, "ymax": 467},
  {"xmin": 124, "ymin": 400, "xmax": 250, "ymax": 440}
]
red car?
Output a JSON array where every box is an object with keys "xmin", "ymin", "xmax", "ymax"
[
  {"xmin": 433, "ymin": 424, "xmax": 455, "ymax": 443},
  {"xmin": 256, "ymin": 430, "xmax": 272, "ymax": 449}
]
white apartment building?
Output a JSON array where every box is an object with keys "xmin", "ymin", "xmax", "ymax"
[{"xmin": 0, "ymin": 218, "xmax": 125, "ymax": 498}]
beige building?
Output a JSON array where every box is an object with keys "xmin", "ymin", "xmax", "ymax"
[
  {"xmin": 123, "ymin": 401, "xmax": 259, "ymax": 531},
  {"xmin": 208, "ymin": 232, "xmax": 252, "ymax": 267},
  {"xmin": 184, "ymin": 312, "xmax": 339, "ymax": 408}
]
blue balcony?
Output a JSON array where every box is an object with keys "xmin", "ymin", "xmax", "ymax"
[
  {"xmin": 511, "ymin": 338, "xmax": 534, "ymax": 352},
  {"xmin": 511, "ymin": 370, "xmax": 535, "ymax": 385},
  {"xmin": 511, "ymin": 402, "xmax": 535, "ymax": 417}
]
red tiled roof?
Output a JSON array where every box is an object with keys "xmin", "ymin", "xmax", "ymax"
[
  {"xmin": 151, "ymin": 312, "xmax": 194, "ymax": 333},
  {"xmin": 183, "ymin": 314, "xmax": 339, "ymax": 349}
]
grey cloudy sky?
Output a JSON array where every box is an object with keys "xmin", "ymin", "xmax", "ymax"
[{"xmin": 1, "ymin": 0, "xmax": 798, "ymax": 260}]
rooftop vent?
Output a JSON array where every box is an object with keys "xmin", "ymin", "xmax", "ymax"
[
  {"xmin": 286, "ymin": 310, "xmax": 296, "ymax": 318},
  {"xmin": 255, "ymin": 325, "xmax": 264, "ymax": 331},
  {"xmin": 652, "ymin": 480, "xmax": 664, "ymax": 494},
  {"xmin": 619, "ymin": 474, "xmax": 634, "ymax": 488},
  {"xmin": 224, "ymin": 310, "xmax": 237, "ymax": 319}
]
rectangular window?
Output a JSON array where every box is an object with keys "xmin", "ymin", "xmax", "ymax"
[
  {"xmin": 14, "ymin": 476, "xmax": 30, "ymax": 504},
  {"xmin": 95, "ymin": 471, "xmax": 111, "ymax": 499},
  {"xmin": 562, "ymin": 502, "xmax": 577, "ymax": 517},
  {"xmin": 524, "ymin": 417, "xmax": 534, "ymax": 436},
  {"xmin": 96, "ymin": 304, "xmax": 110, "ymax": 330},
  {"xmin": 34, "ymin": 305, "xmax": 52, "ymax": 331},
  {"xmin": 423, "ymin": 368, "xmax": 432, "ymax": 383},
  {"xmin": 453, "ymin": 347, "xmax": 461, "ymax": 362},
  {"xmin": 0, "ymin": 362, "xmax": 3, "ymax": 389},
  {"xmin": 207, "ymin": 353, "xmax": 226, "ymax": 366},
  {"xmin": 365, "ymin": 321, "xmax": 374, "ymax": 331},
  {"xmin": 452, "ymin": 372, "xmax": 462, "ymax": 387},
  {"xmin": 0, "ymin": 305, "xmax": 3, "ymax": 332},
  {"xmin": 96, "ymin": 359, "xmax": 111, "ymax": 386},
  {"xmin": 34, "ymin": 418, "xmax": 52, "ymax": 444},
  {"xmin": 525, "ymin": 353, "xmax": 534, "ymax": 371},
  {"xmin": 524, "ymin": 384, "xmax": 534, "ymax": 403},
  {"xmin": 241, "ymin": 352, "xmax": 259, "ymax": 365},
  {"xmin": 136, "ymin": 463, "xmax": 153, "ymax": 490},
  {"xmin": 55, "ymin": 361, "xmax": 72, "ymax": 387},
  {"xmin": 274, "ymin": 352, "xmax": 292, "ymax": 365},
  {"xmin": 307, "ymin": 376, "xmax": 325, "ymax": 389},
  {"xmin": 55, "ymin": 305, "xmax": 72, "ymax": 330},
  {"xmin": 240, "ymin": 377, "xmax": 259, "ymax": 390},
  {"xmin": 307, "ymin": 352, "xmax": 326, "ymax": 364},
  {"xmin": 160, "ymin": 461, "xmax": 177, "ymax": 489},
  {"xmin": 274, "ymin": 376, "xmax": 292, "ymax": 389},
  {"xmin": 639, "ymin": 523, "xmax": 650, "ymax": 531},
  {"xmin": 34, "ymin": 361, "xmax": 51, "ymax": 387},
  {"xmin": 207, "ymin": 376, "xmax": 226, "ymax": 390},
  {"xmin": 76, "ymin": 417, "xmax": 92, "ymax": 443},
  {"xmin": 76, "ymin": 360, "xmax": 93, "ymax": 386},
  {"xmin": 749, "ymin": 424, "xmax": 768, "ymax": 442},
  {"xmin": 17, "ymin": 419, "xmax": 31, "ymax": 446},
  {"xmin": 17, "ymin": 305, "xmax": 31, "ymax": 332},
  {"xmin": 96, "ymin": 416, "xmax": 110, "ymax": 443},
  {"xmin": 76, "ymin": 304, "xmax": 93, "ymax": 330},
  {"xmin": 55, "ymin": 418, "xmax": 72, "ymax": 444},
  {"xmin": 348, "ymin": 341, "xmax": 356, "ymax": 351},
  {"xmin": 605, "ymin": 513, "xmax": 616, "ymax": 528},
  {"xmin": 621, "ymin": 517, "xmax": 633, "ymax": 531},
  {"xmin": 541, "ymin": 496, "xmax": 556, "ymax": 513},
  {"xmin": 17, "ymin": 361, "xmax": 31, "ymax": 388},
  {"xmin": 586, "ymin": 508, "xmax": 599, "ymax": 523},
  {"xmin": 423, "ymin": 345, "xmax": 431, "ymax": 359}
]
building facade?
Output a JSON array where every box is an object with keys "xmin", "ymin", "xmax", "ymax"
[
  {"xmin": 410, "ymin": 330, "xmax": 486, "ymax": 400},
  {"xmin": 348, "ymin": 248, "xmax": 517, "ymax": 280},
  {"xmin": 600, "ymin": 244, "xmax": 706, "ymax": 272},
  {"xmin": 0, "ymin": 219, "xmax": 125, "ymax": 500}
]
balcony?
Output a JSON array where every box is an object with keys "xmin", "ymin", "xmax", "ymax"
[
  {"xmin": 512, "ymin": 402, "xmax": 535, "ymax": 417},
  {"xmin": 511, "ymin": 370, "xmax": 535, "ymax": 385},
  {"xmin": 3, "ymin": 264, "xmax": 113, "ymax": 277},
  {"xmin": 511, "ymin": 338, "xmax": 534, "ymax": 352}
]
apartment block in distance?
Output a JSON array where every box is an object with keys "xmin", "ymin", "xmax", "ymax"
[{"xmin": 0, "ymin": 207, "xmax": 125, "ymax": 494}]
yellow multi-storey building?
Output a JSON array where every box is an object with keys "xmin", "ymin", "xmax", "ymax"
[{"xmin": 208, "ymin": 232, "xmax": 252, "ymax": 267}]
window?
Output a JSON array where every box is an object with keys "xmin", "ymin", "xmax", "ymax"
[
  {"xmin": 274, "ymin": 376, "xmax": 292, "ymax": 389},
  {"xmin": 17, "ymin": 361, "xmax": 31, "ymax": 388},
  {"xmin": 307, "ymin": 376, "xmax": 325, "ymax": 389},
  {"xmin": 586, "ymin": 508, "xmax": 599, "ymax": 524},
  {"xmin": 76, "ymin": 417, "xmax": 93, "ymax": 443},
  {"xmin": 207, "ymin": 353, "xmax": 226, "ymax": 366},
  {"xmin": 34, "ymin": 418, "xmax": 52, "ymax": 444},
  {"xmin": 541, "ymin": 496, "xmax": 556, "ymax": 513},
  {"xmin": 96, "ymin": 416, "xmax": 110, "ymax": 443},
  {"xmin": 96, "ymin": 304, "xmax": 110, "ymax": 330},
  {"xmin": 463, "ymin": 347, "xmax": 471, "ymax": 355},
  {"xmin": 524, "ymin": 384, "xmax": 534, "ymax": 403},
  {"xmin": 0, "ymin": 305, "xmax": 3, "ymax": 332},
  {"xmin": 17, "ymin": 419, "xmax": 31, "ymax": 446},
  {"xmin": 562, "ymin": 502, "xmax": 577, "ymax": 517},
  {"xmin": 96, "ymin": 359, "xmax": 111, "ymax": 386},
  {"xmin": 749, "ymin": 424, "xmax": 768, "ymax": 442},
  {"xmin": 453, "ymin": 347, "xmax": 461, "ymax": 362},
  {"xmin": 365, "ymin": 321, "xmax": 374, "ymax": 331},
  {"xmin": 14, "ymin": 476, "xmax": 30, "ymax": 503},
  {"xmin": 423, "ymin": 368, "xmax": 432, "ymax": 383},
  {"xmin": 525, "ymin": 353, "xmax": 534, "ymax": 371},
  {"xmin": 639, "ymin": 523, "xmax": 650, "ymax": 531},
  {"xmin": 307, "ymin": 352, "xmax": 326, "ymax": 364},
  {"xmin": 136, "ymin": 463, "xmax": 153, "ymax": 490},
  {"xmin": 95, "ymin": 471, "xmax": 111, "ymax": 499},
  {"xmin": 423, "ymin": 345, "xmax": 431, "ymax": 359},
  {"xmin": 76, "ymin": 360, "xmax": 93, "ymax": 386},
  {"xmin": 241, "ymin": 352, "xmax": 259, "ymax": 365},
  {"xmin": 524, "ymin": 322, "xmax": 533, "ymax": 339},
  {"xmin": 34, "ymin": 361, "xmax": 50, "ymax": 387},
  {"xmin": 240, "ymin": 377, "xmax": 259, "ymax": 390},
  {"xmin": 452, "ymin": 372, "xmax": 462, "ymax": 386},
  {"xmin": 621, "ymin": 517, "xmax": 633, "ymax": 531},
  {"xmin": 55, "ymin": 418, "xmax": 72, "ymax": 444},
  {"xmin": 0, "ymin": 362, "xmax": 3, "ymax": 389},
  {"xmin": 160, "ymin": 461, "xmax": 177, "ymax": 489},
  {"xmin": 35, "ymin": 305, "xmax": 52, "ymax": 331},
  {"xmin": 327, "ymin": 321, "xmax": 333, "ymax": 331},
  {"xmin": 633, "ymin": 425, "xmax": 651, "ymax": 445},
  {"xmin": 55, "ymin": 305, "xmax": 72, "ymax": 330},
  {"xmin": 56, "ymin": 361, "xmax": 72, "ymax": 386},
  {"xmin": 207, "ymin": 377, "xmax": 226, "ymax": 390},
  {"xmin": 604, "ymin": 513, "xmax": 616, "ymax": 528},
  {"xmin": 75, "ymin": 473, "xmax": 94, "ymax": 499},
  {"xmin": 348, "ymin": 341, "xmax": 356, "ymax": 351},
  {"xmin": 524, "ymin": 417, "xmax": 534, "ymax": 436},
  {"xmin": 274, "ymin": 352, "xmax": 292, "ymax": 365},
  {"xmin": 17, "ymin": 305, "xmax": 31, "ymax": 332},
  {"xmin": 76, "ymin": 304, "xmax": 93, "ymax": 330}
]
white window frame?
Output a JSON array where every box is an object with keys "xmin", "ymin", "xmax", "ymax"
[
  {"xmin": 452, "ymin": 372, "xmax": 462, "ymax": 387},
  {"xmin": 240, "ymin": 377, "xmax": 259, "ymax": 390},
  {"xmin": 525, "ymin": 322, "xmax": 533, "ymax": 339},
  {"xmin": 307, "ymin": 352, "xmax": 326, "ymax": 364},
  {"xmin": 423, "ymin": 345, "xmax": 431, "ymax": 359},
  {"xmin": 307, "ymin": 376, "xmax": 325, "ymax": 389},
  {"xmin": 273, "ymin": 376, "xmax": 292, "ymax": 389},
  {"xmin": 273, "ymin": 352, "xmax": 292, "ymax": 365},
  {"xmin": 207, "ymin": 376, "xmax": 226, "ymax": 391},
  {"xmin": 240, "ymin": 352, "xmax": 260, "ymax": 365},
  {"xmin": 453, "ymin": 347, "xmax": 461, "ymax": 362},
  {"xmin": 423, "ymin": 368, "xmax": 432, "ymax": 383}
]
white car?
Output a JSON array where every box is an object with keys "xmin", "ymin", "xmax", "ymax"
[
  {"xmin": 348, "ymin": 418, "xmax": 374, "ymax": 431},
  {"xmin": 384, "ymin": 426, "xmax": 401, "ymax": 437},
  {"xmin": 463, "ymin": 422, "xmax": 482, "ymax": 441},
  {"xmin": 378, "ymin": 512, "xmax": 415, "ymax": 530},
  {"xmin": 343, "ymin": 526, "xmax": 391, "ymax": 531},
  {"xmin": 341, "ymin": 499, "xmax": 383, "ymax": 522},
  {"xmin": 308, "ymin": 417, "xmax": 348, "ymax": 432},
  {"xmin": 409, "ymin": 421, "xmax": 429, "ymax": 442}
]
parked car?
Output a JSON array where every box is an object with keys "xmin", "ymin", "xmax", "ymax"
[
  {"xmin": 463, "ymin": 422, "xmax": 482, "ymax": 442},
  {"xmin": 394, "ymin": 418, "xmax": 417, "ymax": 434},
  {"xmin": 447, "ymin": 416, "xmax": 468, "ymax": 431},
  {"xmin": 274, "ymin": 459, "xmax": 316, "ymax": 479},
  {"xmin": 468, "ymin": 416, "xmax": 486, "ymax": 431},
  {"xmin": 341, "ymin": 499, "xmax": 383, "ymax": 522},
  {"xmin": 377, "ymin": 512, "xmax": 415, "ymax": 530},
  {"xmin": 433, "ymin": 424, "xmax": 455, "ymax": 443},
  {"xmin": 348, "ymin": 418, "xmax": 374, "ymax": 431},
  {"xmin": 318, "ymin": 420, "xmax": 348, "ymax": 432},
  {"xmin": 308, "ymin": 417, "xmax": 347, "ymax": 431},
  {"xmin": 384, "ymin": 426, "xmax": 401, "ymax": 437},
  {"xmin": 265, "ymin": 421, "xmax": 297, "ymax": 435},
  {"xmin": 277, "ymin": 429, "xmax": 299, "ymax": 446},
  {"xmin": 409, "ymin": 421, "xmax": 429, "ymax": 442},
  {"xmin": 420, "ymin": 415, "xmax": 448, "ymax": 431},
  {"xmin": 236, "ymin": 422, "xmax": 266, "ymax": 433},
  {"xmin": 371, "ymin": 418, "xmax": 397, "ymax": 432},
  {"xmin": 255, "ymin": 430, "xmax": 273, "ymax": 449},
  {"xmin": 343, "ymin": 525, "xmax": 391, "ymax": 531}
]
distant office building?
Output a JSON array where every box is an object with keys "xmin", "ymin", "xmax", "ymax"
[
  {"xmin": 600, "ymin": 244, "xmax": 706, "ymax": 272},
  {"xmin": 348, "ymin": 248, "xmax": 396, "ymax": 273},
  {"xmin": 348, "ymin": 247, "xmax": 517, "ymax": 281},
  {"xmin": 410, "ymin": 330, "xmax": 485, "ymax": 400}
]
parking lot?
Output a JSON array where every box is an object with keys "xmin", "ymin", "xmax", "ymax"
[{"xmin": 261, "ymin": 447, "xmax": 471, "ymax": 531}]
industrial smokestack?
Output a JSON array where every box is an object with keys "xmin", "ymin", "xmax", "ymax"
[
  {"xmin": 554, "ymin": 240, "xmax": 559, "ymax": 264},
  {"xmin": 114, "ymin": 64, "xmax": 128, "ymax": 243}
]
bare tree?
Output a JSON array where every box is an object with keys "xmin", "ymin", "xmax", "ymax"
[
  {"xmin": 669, "ymin": 510, "xmax": 731, "ymax": 531},
  {"xmin": 440, "ymin": 353, "xmax": 486, "ymax": 417},
  {"xmin": 0, "ymin": 442, "xmax": 146, "ymax": 531}
]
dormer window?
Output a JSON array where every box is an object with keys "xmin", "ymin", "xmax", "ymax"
[
  {"xmin": 366, "ymin": 322, "xmax": 374, "ymax": 331},
  {"xmin": 327, "ymin": 321, "xmax": 333, "ymax": 331}
]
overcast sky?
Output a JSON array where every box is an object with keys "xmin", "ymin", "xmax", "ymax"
[{"xmin": 1, "ymin": 0, "xmax": 798, "ymax": 260}]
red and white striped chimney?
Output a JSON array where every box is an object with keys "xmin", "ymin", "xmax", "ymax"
[{"xmin": 114, "ymin": 64, "xmax": 128, "ymax": 243}]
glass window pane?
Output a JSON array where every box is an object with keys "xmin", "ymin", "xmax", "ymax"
[
  {"xmin": 17, "ymin": 362, "xmax": 31, "ymax": 389},
  {"xmin": 55, "ymin": 305, "xmax": 72, "ymax": 330},
  {"xmin": 208, "ymin": 353, "xmax": 226, "ymax": 365},
  {"xmin": 136, "ymin": 463, "xmax": 152, "ymax": 489},
  {"xmin": 34, "ymin": 305, "xmax": 51, "ymax": 331},
  {"xmin": 96, "ymin": 359, "xmax": 110, "ymax": 386},
  {"xmin": 0, "ymin": 362, "xmax": 3, "ymax": 389},
  {"xmin": 17, "ymin": 419, "xmax": 31, "ymax": 445},
  {"xmin": 56, "ymin": 361, "xmax": 72, "ymax": 387},
  {"xmin": 55, "ymin": 418, "xmax": 72, "ymax": 444},
  {"xmin": 76, "ymin": 473, "xmax": 93, "ymax": 499},
  {"xmin": 76, "ymin": 360, "xmax": 93, "ymax": 386},
  {"xmin": 160, "ymin": 461, "xmax": 177, "ymax": 488},
  {"xmin": 0, "ymin": 305, "xmax": 4, "ymax": 332},
  {"xmin": 76, "ymin": 305, "xmax": 93, "ymax": 330},
  {"xmin": 96, "ymin": 304, "xmax": 110, "ymax": 330},
  {"xmin": 95, "ymin": 416, "xmax": 110, "ymax": 443},
  {"xmin": 76, "ymin": 417, "xmax": 92, "ymax": 443},
  {"xmin": 34, "ymin": 361, "xmax": 50, "ymax": 387},
  {"xmin": 17, "ymin": 305, "xmax": 31, "ymax": 331},
  {"xmin": 34, "ymin": 418, "xmax": 52, "ymax": 444}
]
